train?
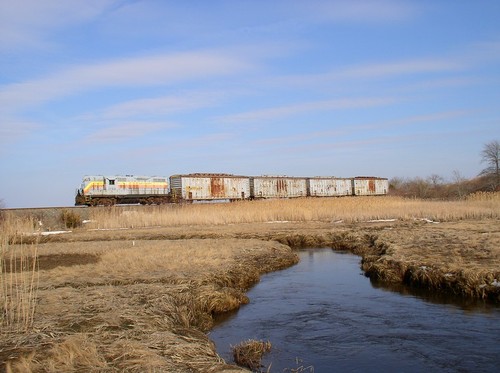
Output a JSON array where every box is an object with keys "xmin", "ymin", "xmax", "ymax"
[{"xmin": 75, "ymin": 173, "xmax": 389, "ymax": 206}]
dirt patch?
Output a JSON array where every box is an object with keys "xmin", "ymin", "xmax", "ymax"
[
  {"xmin": 37, "ymin": 253, "xmax": 100, "ymax": 271},
  {"xmin": 2, "ymin": 253, "xmax": 100, "ymax": 273}
]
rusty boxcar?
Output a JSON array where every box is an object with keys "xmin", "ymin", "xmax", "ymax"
[
  {"xmin": 76, "ymin": 173, "xmax": 389, "ymax": 206},
  {"xmin": 352, "ymin": 177, "xmax": 389, "ymax": 196},
  {"xmin": 169, "ymin": 173, "xmax": 250, "ymax": 201},
  {"xmin": 250, "ymin": 176, "xmax": 308, "ymax": 199},
  {"xmin": 308, "ymin": 177, "xmax": 352, "ymax": 197}
]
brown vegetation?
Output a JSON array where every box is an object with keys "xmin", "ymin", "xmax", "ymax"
[
  {"xmin": 1, "ymin": 235, "xmax": 297, "ymax": 372},
  {"xmin": 82, "ymin": 193, "xmax": 499, "ymax": 230},
  {"xmin": 389, "ymin": 175, "xmax": 498, "ymax": 199},
  {"xmin": 1, "ymin": 193, "xmax": 499, "ymax": 371},
  {"xmin": 232, "ymin": 339, "xmax": 272, "ymax": 371},
  {"xmin": 59, "ymin": 210, "xmax": 82, "ymax": 229},
  {"xmin": 1, "ymin": 234, "xmax": 39, "ymax": 333}
]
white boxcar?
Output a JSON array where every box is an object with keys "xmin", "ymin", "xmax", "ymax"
[
  {"xmin": 352, "ymin": 177, "xmax": 388, "ymax": 196},
  {"xmin": 170, "ymin": 174, "xmax": 250, "ymax": 201},
  {"xmin": 251, "ymin": 176, "xmax": 308, "ymax": 198},
  {"xmin": 308, "ymin": 177, "xmax": 352, "ymax": 197}
]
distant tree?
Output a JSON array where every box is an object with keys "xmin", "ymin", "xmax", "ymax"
[
  {"xmin": 427, "ymin": 174, "xmax": 444, "ymax": 187},
  {"xmin": 452, "ymin": 170, "xmax": 468, "ymax": 198},
  {"xmin": 412, "ymin": 177, "xmax": 431, "ymax": 198},
  {"xmin": 389, "ymin": 177, "xmax": 404, "ymax": 191},
  {"xmin": 479, "ymin": 140, "xmax": 500, "ymax": 190},
  {"xmin": 426, "ymin": 174, "xmax": 445, "ymax": 198}
]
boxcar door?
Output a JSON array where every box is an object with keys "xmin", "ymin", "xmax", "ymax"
[{"xmin": 210, "ymin": 177, "xmax": 225, "ymax": 199}]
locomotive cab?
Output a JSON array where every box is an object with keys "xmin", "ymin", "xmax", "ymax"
[{"xmin": 75, "ymin": 175, "xmax": 170, "ymax": 206}]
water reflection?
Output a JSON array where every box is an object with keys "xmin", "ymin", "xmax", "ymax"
[
  {"xmin": 210, "ymin": 248, "xmax": 500, "ymax": 372},
  {"xmin": 371, "ymin": 279, "xmax": 498, "ymax": 314}
]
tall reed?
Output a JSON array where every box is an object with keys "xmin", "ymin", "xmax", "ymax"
[
  {"xmin": 1, "ymin": 220, "xmax": 39, "ymax": 332},
  {"xmin": 87, "ymin": 193, "xmax": 500, "ymax": 229},
  {"xmin": 1, "ymin": 212, "xmax": 38, "ymax": 242}
]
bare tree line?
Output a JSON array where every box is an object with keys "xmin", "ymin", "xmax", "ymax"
[{"xmin": 390, "ymin": 140, "xmax": 500, "ymax": 199}]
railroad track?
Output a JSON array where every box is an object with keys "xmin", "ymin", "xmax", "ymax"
[
  {"xmin": 2, "ymin": 206, "xmax": 87, "ymax": 212},
  {"xmin": 1, "ymin": 204, "xmax": 145, "ymax": 212}
]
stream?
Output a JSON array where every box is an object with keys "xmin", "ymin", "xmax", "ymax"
[{"xmin": 210, "ymin": 248, "xmax": 500, "ymax": 372}]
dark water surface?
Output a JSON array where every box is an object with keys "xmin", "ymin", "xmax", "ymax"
[{"xmin": 210, "ymin": 248, "xmax": 500, "ymax": 372}]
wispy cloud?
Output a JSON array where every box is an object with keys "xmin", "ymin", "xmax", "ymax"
[
  {"xmin": 0, "ymin": 117, "xmax": 39, "ymax": 145},
  {"xmin": 123, "ymin": 131, "xmax": 236, "ymax": 160},
  {"xmin": 84, "ymin": 121, "xmax": 178, "ymax": 143},
  {"xmin": 218, "ymin": 96, "xmax": 396, "ymax": 123},
  {"xmin": 269, "ymin": 57, "xmax": 465, "ymax": 89},
  {"xmin": 0, "ymin": 0, "xmax": 119, "ymax": 50},
  {"xmin": 288, "ymin": 125, "xmax": 491, "ymax": 157},
  {"xmin": 94, "ymin": 90, "xmax": 232, "ymax": 120},
  {"xmin": 336, "ymin": 58, "xmax": 464, "ymax": 79},
  {"xmin": 252, "ymin": 109, "xmax": 471, "ymax": 147},
  {"xmin": 0, "ymin": 50, "xmax": 252, "ymax": 111},
  {"xmin": 301, "ymin": 0, "xmax": 419, "ymax": 23}
]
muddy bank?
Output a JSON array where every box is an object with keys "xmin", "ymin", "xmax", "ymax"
[{"xmin": 264, "ymin": 221, "xmax": 499, "ymax": 302}]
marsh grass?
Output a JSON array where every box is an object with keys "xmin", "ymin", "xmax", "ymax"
[
  {"xmin": 87, "ymin": 193, "xmax": 500, "ymax": 229},
  {"xmin": 232, "ymin": 339, "xmax": 272, "ymax": 370},
  {"xmin": 1, "ymin": 213, "xmax": 38, "ymax": 242},
  {"xmin": 2, "ymin": 238, "xmax": 296, "ymax": 372},
  {"xmin": 1, "ymin": 229, "xmax": 39, "ymax": 333},
  {"xmin": 360, "ymin": 219, "xmax": 500, "ymax": 301},
  {"xmin": 60, "ymin": 209, "xmax": 82, "ymax": 229}
]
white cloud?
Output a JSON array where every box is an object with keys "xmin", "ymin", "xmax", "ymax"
[
  {"xmin": 218, "ymin": 96, "xmax": 397, "ymax": 123},
  {"xmin": 301, "ymin": 0, "xmax": 419, "ymax": 23},
  {"xmin": 0, "ymin": 0, "xmax": 119, "ymax": 50},
  {"xmin": 252, "ymin": 109, "xmax": 470, "ymax": 148},
  {"xmin": 121, "ymin": 131, "xmax": 236, "ymax": 160},
  {"xmin": 269, "ymin": 57, "xmax": 465, "ymax": 88},
  {"xmin": 461, "ymin": 40, "xmax": 500, "ymax": 66},
  {"xmin": 0, "ymin": 116, "xmax": 39, "ymax": 145},
  {"xmin": 336, "ymin": 59, "xmax": 464, "ymax": 79},
  {"xmin": 0, "ymin": 51, "xmax": 252, "ymax": 111},
  {"xmin": 85, "ymin": 121, "xmax": 178, "ymax": 143},
  {"xmin": 95, "ymin": 90, "xmax": 231, "ymax": 120}
]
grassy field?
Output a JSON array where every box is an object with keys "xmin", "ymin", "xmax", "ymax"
[
  {"xmin": 1, "ymin": 193, "xmax": 499, "ymax": 371},
  {"xmin": 85, "ymin": 194, "xmax": 500, "ymax": 229}
]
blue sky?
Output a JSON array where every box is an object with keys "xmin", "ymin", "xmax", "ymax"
[{"xmin": 1, "ymin": 0, "xmax": 499, "ymax": 207}]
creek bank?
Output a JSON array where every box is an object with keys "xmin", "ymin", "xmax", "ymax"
[
  {"xmin": 28, "ymin": 219, "xmax": 500, "ymax": 301},
  {"xmin": 261, "ymin": 230, "xmax": 500, "ymax": 303}
]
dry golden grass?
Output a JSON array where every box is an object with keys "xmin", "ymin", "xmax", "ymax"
[
  {"xmin": 86, "ymin": 193, "xmax": 500, "ymax": 229},
  {"xmin": 1, "ymin": 236, "xmax": 297, "ymax": 372},
  {"xmin": 1, "ymin": 213, "xmax": 38, "ymax": 240},
  {"xmin": 25, "ymin": 239, "xmax": 266, "ymax": 289},
  {"xmin": 362, "ymin": 219, "xmax": 500, "ymax": 300},
  {"xmin": 1, "ymin": 229, "xmax": 39, "ymax": 333},
  {"xmin": 232, "ymin": 339, "xmax": 272, "ymax": 371}
]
